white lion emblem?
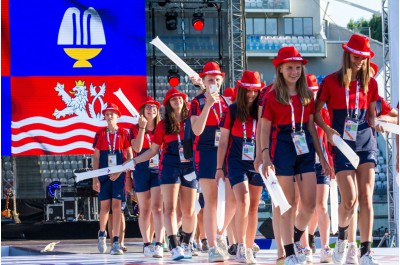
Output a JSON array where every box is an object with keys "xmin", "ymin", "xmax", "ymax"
[{"xmin": 53, "ymin": 80, "xmax": 107, "ymax": 120}]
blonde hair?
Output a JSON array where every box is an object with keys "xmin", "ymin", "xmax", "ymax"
[
  {"xmin": 139, "ymin": 105, "xmax": 161, "ymax": 133},
  {"xmin": 338, "ymin": 51, "xmax": 371, "ymax": 93},
  {"xmin": 274, "ymin": 64, "xmax": 312, "ymax": 106}
]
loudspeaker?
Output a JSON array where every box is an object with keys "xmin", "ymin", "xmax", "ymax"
[{"xmin": 63, "ymin": 198, "xmax": 76, "ymax": 221}]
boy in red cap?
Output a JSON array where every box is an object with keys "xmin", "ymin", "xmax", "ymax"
[
  {"xmin": 92, "ymin": 103, "xmax": 133, "ymax": 255},
  {"xmin": 315, "ymin": 34, "xmax": 380, "ymax": 264}
]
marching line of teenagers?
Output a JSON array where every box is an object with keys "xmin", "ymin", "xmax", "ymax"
[{"xmin": 91, "ymin": 33, "xmax": 399, "ymax": 265}]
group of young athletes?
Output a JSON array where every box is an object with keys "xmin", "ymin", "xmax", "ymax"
[{"xmin": 91, "ymin": 34, "xmax": 399, "ymax": 265}]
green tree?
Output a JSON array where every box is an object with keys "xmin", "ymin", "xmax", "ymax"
[{"xmin": 347, "ymin": 15, "xmax": 382, "ymax": 42}]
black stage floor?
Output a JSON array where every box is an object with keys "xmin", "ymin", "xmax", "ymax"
[{"xmin": 2, "ymin": 220, "xmax": 141, "ymax": 240}]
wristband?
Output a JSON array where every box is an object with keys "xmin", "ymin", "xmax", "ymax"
[
  {"xmin": 261, "ymin": 147, "xmax": 269, "ymax": 153},
  {"xmin": 139, "ymin": 127, "xmax": 145, "ymax": 130},
  {"xmin": 216, "ymin": 168, "xmax": 223, "ymax": 171}
]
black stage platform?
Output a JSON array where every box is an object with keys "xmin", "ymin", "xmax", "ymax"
[{"xmin": 1, "ymin": 220, "xmax": 141, "ymax": 240}]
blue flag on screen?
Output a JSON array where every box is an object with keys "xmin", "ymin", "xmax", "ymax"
[
  {"xmin": 9, "ymin": 0, "xmax": 146, "ymax": 76},
  {"xmin": 2, "ymin": 0, "xmax": 147, "ymax": 155}
]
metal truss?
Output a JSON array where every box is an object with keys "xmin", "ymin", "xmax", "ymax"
[
  {"xmin": 227, "ymin": 0, "xmax": 246, "ymax": 86},
  {"xmin": 381, "ymin": 0, "xmax": 396, "ymax": 248}
]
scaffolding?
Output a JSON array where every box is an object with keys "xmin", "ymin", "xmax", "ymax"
[
  {"xmin": 228, "ymin": 0, "xmax": 246, "ymax": 86},
  {"xmin": 381, "ymin": 0, "xmax": 397, "ymax": 248}
]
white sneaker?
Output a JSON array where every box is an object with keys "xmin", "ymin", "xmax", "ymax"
[
  {"xmin": 359, "ymin": 251, "xmax": 380, "ymax": 265},
  {"xmin": 181, "ymin": 243, "xmax": 192, "ymax": 259},
  {"xmin": 252, "ymin": 242, "xmax": 260, "ymax": 254},
  {"xmin": 345, "ymin": 243, "xmax": 359, "ymax": 264},
  {"xmin": 285, "ymin": 254, "xmax": 302, "ymax": 265},
  {"xmin": 235, "ymin": 243, "xmax": 247, "ymax": 263},
  {"xmin": 294, "ymin": 241, "xmax": 307, "ymax": 264},
  {"xmin": 110, "ymin": 242, "xmax": 123, "ymax": 255},
  {"xmin": 246, "ymin": 248, "xmax": 257, "ymax": 264},
  {"xmin": 97, "ymin": 230, "xmax": 107, "ymax": 254},
  {"xmin": 153, "ymin": 245, "xmax": 163, "ymax": 258},
  {"xmin": 320, "ymin": 246, "xmax": 333, "ymax": 263},
  {"xmin": 208, "ymin": 246, "xmax": 225, "ymax": 263},
  {"xmin": 332, "ymin": 239, "xmax": 348, "ymax": 264},
  {"xmin": 144, "ymin": 245, "xmax": 154, "ymax": 257},
  {"xmin": 189, "ymin": 242, "xmax": 198, "ymax": 256},
  {"xmin": 303, "ymin": 247, "xmax": 313, "ymax": 263},
  {"xmin": 217, "ymin": 236, "xmax": 229, "ymax": 260},
  {"xmin": 171, "ymin": 246, "xmax": 185, "ymax": 260}
]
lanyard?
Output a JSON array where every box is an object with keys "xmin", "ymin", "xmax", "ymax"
[
  {"xmin": 211, "ymin": 100, "xmax": 223, "ymax": 125},
  {"xmin": 106, "ymin": 129, "xmax": 118, "ymax": 154},
  {"xmin": 242, "ymin": 119, "xmax": 256, "ymax": 142},
  {"xmin": 289, "ymin": 97, "xmax": 304, "ymax": 132},
  {"xmin": 145, "ymin": 133, "xmax": 152, "ymax": 146},
  {"xmin": 345, "ymin": 81, "xmax": 360, "ymax": 119},
  {"xmin": 177, "ymin": 133, "xmax": 182, "ymax": 147}
]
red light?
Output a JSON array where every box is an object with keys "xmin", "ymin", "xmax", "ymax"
[
  {"xmin": 168, "ymin": 76, "xmax": 180, "ymax": 87},
  {"xmin": 193, "ymin": 19, "xmax": 204, "ymax": 31},
  {"xmin": 192, "ymin": 12, "xmax": 204, "ymax": 31}
]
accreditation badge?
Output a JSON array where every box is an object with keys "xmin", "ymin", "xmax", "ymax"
[
  {"xmin": 108, "ymin": 154, "xmax": 117, "ymax": 167},
  {"xmin": 242, "ymin": 142, "xmax": 255, "ymax": 161},
  {"xmin": 179, "ymin": 146, "xmax": 190, "ymax": 163},
  {"xmin": 214, "ymin": 129, "xmax": 221, "ymax": 147},
  {"xmin": 343, "ymin": 118, "xmax": 358, "ymax": 141},
  {"xmin": 149, "ymin": 154, "xmax": 159, "ymax": 169},
  {"xmin": 291, "ymin": 132, "xmax": 309, "ymax": 155}
]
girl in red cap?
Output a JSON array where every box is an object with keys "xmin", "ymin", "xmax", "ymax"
[
  {"xmin": 126, "ymin": 88, "xmax": 198, "ymax": 261},
  {"xmin": 300, "ymin": 74, "xmax": 334, "ymax": 263},
  {"xmin": 129, "ymin": 96, "xmax": 164, "ymax": 258},
  {"xmin": 261, "ymin": 46, "xmax": 330, "ymax": 265},
  {"xmin": 255, "ymin": 74, "xmax": 295, "ymax": 265},
  {"xmin": 189, "ymin": 61, "xmax": 231, "ymax": 262},
  {"xmin": 315, "ymin": 34, "xmax": 380, "ymax": 264},
  {"xmin": 92, "ymin": 103, "xmax": 133, "ymax": 255},
  {"xmin": 216, "ymin": 70, "xmax": 265, "ymax": 264},
  {"xmin": 345, "ymin": 61, "xmax": 398, "ymax": 264}
]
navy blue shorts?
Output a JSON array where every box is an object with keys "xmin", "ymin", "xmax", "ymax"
[
  {"xmin": 109, "ymin": 194, "xmax": 127, "ymax": 214},
  {"xmin": 247, "ymin": 171, "xmax": 266, "ymax": 187},
  {"xmin": 333, "ymin": 150, "xmax": 377, "ymax": 173},
  {"xmin": 272, "ymin": 140, "xmax": 316, "ymax": 176},
  {"xmin": 133, "ymin": 166, "xmax": 160, "ymax": 193},
  {"xmin": 198, "ymin": 192, "xmax": 205, "ymax": 208},
  {"xmin": 195, "ymin": 149, "xmax": 217, "ymax": 179},
  {"xmin": 159, "ymin": 164, "xmax": 198, "ymax": 189},
  {"xmin": 98, "ymin": 173, "xmax": 125, "ymax": 201},
  {"xmin": 228, "ymin": 169, "xmax": 265, "ymax": 188},
  {"xmin": 315, "ymin": 163, "xmax": 330, "ymax": 185}
]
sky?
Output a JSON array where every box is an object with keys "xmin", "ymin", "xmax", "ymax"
[{"xmin": 323, "ymin": 0, "xmax": 381, "ymax": 28}]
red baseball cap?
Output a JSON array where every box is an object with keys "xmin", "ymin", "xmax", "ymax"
[
  {"xmin": 236, "ymin": 70, "xmax": 265, "ymax": 91},
  {"xmin": 342, "ymin": 34, "xmax": 374, "ymax": 58},
  {"xmin": 272, "ymin": 46, "xmax": 308, "ymax": 67},
  {"xmin": 306, "ymin": 74, "xmax": 319, "ymax": 92},
  {"xmin": 199, "ymin": 62, "xmax": 225, "ymax": 78},
  {"xmin": 139, "ymin": 96, "xmax": 160, "ymax": 110},
  {"xmin": 102, "ymin": 103, "xmax": 122, "ymax": 117},
  {"xmin": 163, "ymin": 88, "xmax": 187, "ymax": 106}
]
